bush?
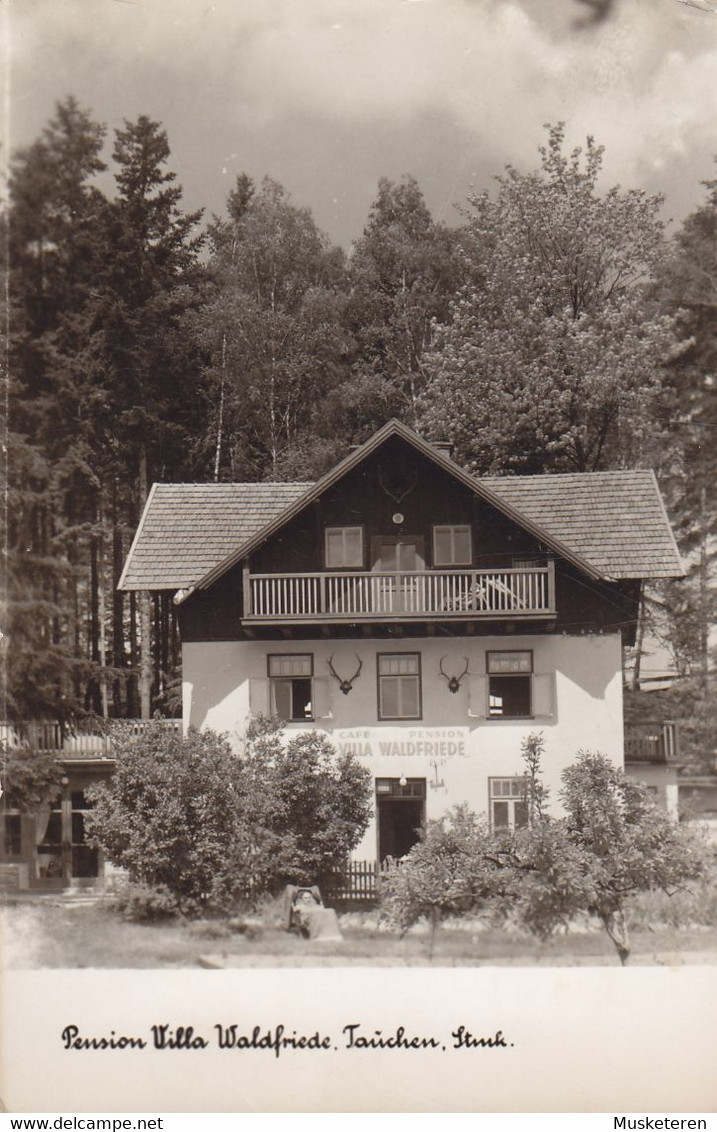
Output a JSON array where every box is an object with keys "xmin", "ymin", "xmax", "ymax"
[
  {"xmin": 109, "ymin": 881, "xmax": 182, "ymax": 922},
  {"xmin": 87, "ymin": 717, "xmax": 372, "ymax": 916}
]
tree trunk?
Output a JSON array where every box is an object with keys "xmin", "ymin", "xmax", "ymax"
[
  {"xmin": 631, "ymin": 591, "xmax": 646, "ymax": 692},
  {"xmin": 112, "ymin": 483, "xmax": 125, "ymax": 717},
  {"xmin": 97, "ymin": 494, "xmax": 108, "ymax": 718},
  {"xmin": 213, "ymin": 331, "xmax": 227, "ymax": 482},
  {"xmin": 601, "ymin": 909, "xmax": 630, "ymax": 966},
  {"xmin": 138, "ymin": 445, "xmax": 152, "ymax": 719}
]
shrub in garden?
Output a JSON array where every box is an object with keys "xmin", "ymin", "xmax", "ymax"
[
  {"xmin": 236, "ymin": 715, "xmax": 373, "ymax": 894},
  {"xmin": 379, "ymin": 805, "xmax": 503, "ymax": 957},
  {"xmin": 87, "ymin": 716, "xmax": 372, "ymax": 917},
  {"xmin": 559, "ymin": 751, "xmax": 709, "ymax": 963},
  {"xmin": 380, "ymin": 734, "xmax": 709, "ymax": 964}
]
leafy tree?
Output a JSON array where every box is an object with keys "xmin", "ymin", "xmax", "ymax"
[
  {"xmin": 345, "ymin": 175, "xmax": 462, "ymax": 424},
  {"xmin": 380, "ymin": 739, "xmax": 707, "ymax": 964},
  {"xmin": 558, "ymin": 751, "xmax": 707, "ymax": 963},
  {"xmin": 198, "ymin": 176, "xmax": 350, "ymax": 480},
  {"xmin": 87, "ymin": 718, "xmax": 372, "ymax": 916},
  {"xmin": 655, "ymin": 165, "xmax": 717, "ymax": 695},
  {"xmin": 0, "ymin": 745, "xmax": 64, "ymax": 812},
  {"xmin": 419, "ymin": 124, "xmax": 674, "ymax": 474},
  {"xmin": 379, "ymin": 805, "xmax": 500, "ymax": 958}
]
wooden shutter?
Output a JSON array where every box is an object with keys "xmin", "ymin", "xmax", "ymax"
[
  {"xmin": 468, "ymin": 675, "xmax": 488, "ymax": 718},
  {"xmin": 249, "ymin": 678, "xmax": 270, "ymax": 716},
  {"xmin": 311, "ymin": 677, "xmax": 332, "ymax": 719},
  {"xmin": 532, "ymin": 673, "xmax": 555, "ymax": 718}
]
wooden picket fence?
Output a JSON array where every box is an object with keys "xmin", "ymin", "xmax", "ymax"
[{"xmin": 322, "ymin": 859, "xmax": 383, "ymax": 907}]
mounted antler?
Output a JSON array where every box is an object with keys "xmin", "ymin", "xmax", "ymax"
[
  {"xmin": 327, "ymin": 654, "xmax": 363, "ymax": 695},
  {"xmin": 439, "ymin": 657, "xmax": 469, "ymax": 694}
]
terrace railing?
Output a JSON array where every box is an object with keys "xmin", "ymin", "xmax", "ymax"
[
  {"xmin": 624, "ymin": 722, "xmax": 680, "ymax": 763},
  {"xmin": 245, "ymin": 563, "xmax": 555, "ymax": 622},
  {"xmin": 0, "ymin": 719, "xmax": 181, "ymax": 758}
]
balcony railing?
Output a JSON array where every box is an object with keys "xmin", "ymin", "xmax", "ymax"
[
  {"xmin": 0, "ymin": 719, "xmax": 181, "ymax": 759},
  {"xmin": 244, "ymin": 564, "xmax": 556, "ymax": 622},
  {"xmin": 624, "ymin": 722, "xmax": 679, "ymax": 763}
]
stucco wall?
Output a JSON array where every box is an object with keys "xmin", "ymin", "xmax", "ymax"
[{"xmin": 183, "ymin": 632, "xmax": 623, "ymax": 858}]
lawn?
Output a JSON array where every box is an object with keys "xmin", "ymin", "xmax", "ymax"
[{"xmin": 3, "ymin": 897, "xmax": 717, "ymax": 968}]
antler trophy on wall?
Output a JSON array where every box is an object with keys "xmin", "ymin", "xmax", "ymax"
[
  {"xmin": 438, "ymin": 657, "xmax": 469, "ymax": 693},
  {"xmin": 327, "ymin": 654, "xmax": 363, "ymax": 695}
]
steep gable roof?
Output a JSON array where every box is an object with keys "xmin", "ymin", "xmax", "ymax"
[
  {"xmin": 118, "ymin": 422, "xmax": 684, "ymax": 592},
  {"xmin": 483, "ymin": 469, "xmax": 683, "ymax": 581},
  {"xmin": 118, "ymin": 481, "xmax": 311, "ymax": 591},
  {"xmin": 188, "ymin": 420, "xmax": 604, "ymax": 592}
]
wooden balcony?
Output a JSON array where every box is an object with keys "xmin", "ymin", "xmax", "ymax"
[
  {"xmin": 244, "ymin": 563, "xmax": 556, "ymax": 623},
  {"xmin": 0, "ymin": 719, "xmax": 181, "ymax": 759},
  {"xmin": 624, "ymin": 722, "xmax": 680, "ymax": 764}
]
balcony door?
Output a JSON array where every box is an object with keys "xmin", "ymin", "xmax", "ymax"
[{"xmin": 371, "ymin": 536, "xmax": 424, "ymax": 613}]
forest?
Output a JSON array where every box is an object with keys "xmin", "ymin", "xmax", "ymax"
[{"xmin": 3, "ymin": 97, "xmax": 715, "ymax": 769}]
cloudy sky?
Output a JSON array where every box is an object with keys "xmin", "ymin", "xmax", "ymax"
[{"xmin": 6, "ymin": 0, "xmax": 717, "ymax": 246}]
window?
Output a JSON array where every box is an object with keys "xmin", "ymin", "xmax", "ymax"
[
  {"xmin": 2, "ymin": 813, "xmax": 21, "ymax": 856},
  {"xmin": 325, "ymin": 527, "xmax": 363, "ymax": 569},
  {"xmin": 378, "ymin": 653, "xmax": 422, "ymax": 720},
  {"xmin": 268, "ymin": 654, "xmax": 314, "ymax": 721},
  {"xmin": 433, "ymin": 524, "xmax": 472, "ymax": 567},
  {"xmin": 490, "ymin": 778, "xmax": 529, "ymax": 831},
  {"xmin": 487, "ymin": 650, "xmax": 532, "ymax": 718}
]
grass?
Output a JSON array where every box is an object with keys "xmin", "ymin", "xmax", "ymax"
[{"xmin": 3, "ymin": 897, "xmax": 717, "ymax": 968}]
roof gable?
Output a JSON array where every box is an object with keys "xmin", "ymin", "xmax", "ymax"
[
  {"xmin": 189, "ymin": 421, "xmax": 603, "ymax": 594},
  {"xmin": 118, "ymin": 422, "xmax": 684, "ymax": 592}
]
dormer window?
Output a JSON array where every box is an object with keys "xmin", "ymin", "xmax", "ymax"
[
  {"xmin": 432, "ymin": 524, "xmax": 472, "ymax": 567},
  {"xmin": 325, "ymin": 526, "xmax": 364, "ymax": 569}
]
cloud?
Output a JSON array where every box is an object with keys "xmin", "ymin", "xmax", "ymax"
[{"xmin": 8, "ymin": 0, "xmax": 717, "ymax": 239}]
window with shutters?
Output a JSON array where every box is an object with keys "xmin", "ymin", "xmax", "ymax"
[
  {"xmin": 489, "ymin": 778, "xmax": 529, "ymax": 831},
  {"xmin": 268, "ymin": 654, "xmax": 314, "ymax": 721},
  {"xmin": 432, "ymin": 524, "xmax": 472, "ymax": 567},
  {"xmin": 325, "ymin": 527, "xmax": 364, "ymax": 569},
  {"xmin": 377, "ymin": 653, "xmax": 422, "ymax": 720},
  {"xmin": 487, "ymin": 650, "xmax": 532, "ymax": 718}
]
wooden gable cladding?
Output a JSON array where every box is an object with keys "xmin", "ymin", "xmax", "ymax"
[
  {"xmin": 249, "ymin": 436, "xmax": 547, "ymax": 576},
  {"xmin": 176, "ymin": 433, "xmax": 642, "ymax": 643}
]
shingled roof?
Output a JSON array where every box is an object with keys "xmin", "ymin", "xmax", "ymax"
[
  {"xmin": 118, "ymin": 481, "xmax": 312, "ymax": 591},
  {"xmin": 119, "ymin": 468, "xmax": 682, "ymax": 591},
  {"xmin": 483, "ymin": 470, "xmax": 683, "ymax": 580},
  {"xmin": 118, "ymin": 422, "xmax": 683, "ymax": 592}
]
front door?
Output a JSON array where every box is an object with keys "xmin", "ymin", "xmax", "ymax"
[
  {"xmin": 376, "ymin": 778, "xmax": 426, "ymax": 862},
  {"xmin": 372, "ymin": 536, "xmax": 425, "ymax": 612}
]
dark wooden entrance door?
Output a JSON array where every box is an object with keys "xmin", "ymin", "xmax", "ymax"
[{"xmin": 376, "ymin": 778, "xmax": 426, "ymax": 862}]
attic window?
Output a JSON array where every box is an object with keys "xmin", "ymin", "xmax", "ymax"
[
  {"xmin": 325, "ymin": 527, "xmax": 363, "ymax": 569},
  {"xmin": 433, "ymin": 525, "xmax": 472, "ymax": 567}
]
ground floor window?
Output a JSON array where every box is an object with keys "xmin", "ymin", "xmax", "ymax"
[
  {"xmin": 489, "ymin": 777, "xmax": 529, "ymax": 831},
  {"xmin": 377, "ymin": 653, "xmax": 422, "ymax": 720},
  {"xmin": 487, "ymin": 650, "xmax": 532, "ymax": 718},
  {"xmin": 268, "ymin": 653, "xmax": 314, "ymax": 720}
]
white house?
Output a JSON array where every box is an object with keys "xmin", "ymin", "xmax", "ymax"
[{"xmin": 118, "ymin": 420, "xmax": 684, "ymax": 865}]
